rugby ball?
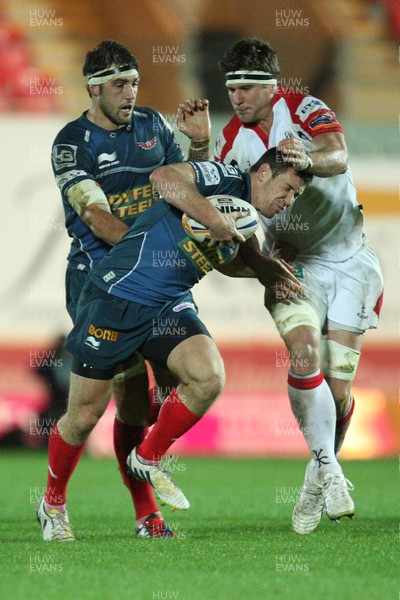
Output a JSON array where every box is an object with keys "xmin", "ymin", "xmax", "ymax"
[{"xmin": 182, "ymin": 195, "xmax": 259, "ymax": 244}]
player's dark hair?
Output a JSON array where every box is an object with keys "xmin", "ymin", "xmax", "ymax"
[
  {"xmin": 83, "ymin": 40, "xmax": 139, "ymax": 96},
  {"xmin": 83, "ymin": 39, "xmax": 139, "ymax": 76},
  {"xmin": 218, "ymin": 38, "xmax": 280, "ymax": 76},
  {"xmin": 250, "ymin": 148, "xmax": 313, "ymax": 185}
]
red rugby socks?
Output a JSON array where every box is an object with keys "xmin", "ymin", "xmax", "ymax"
[
  {"xmin": 137, "ymin": 388, "xmax": 200, "ymax": 463},
  {"xmin": 45, "ymin": 423, "xmax": 85, "ymax": 509},
  {"xmin": 113, "ymin": 418, "xmax": 159, "ymax": 519}
]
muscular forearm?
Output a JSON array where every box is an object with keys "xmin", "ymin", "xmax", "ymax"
[
  {"xmin": 151, "ymin": 163, "xmax": 243, "ymax": 244},
  {"xmin": 278, "ymin": 132, "xmax": 348, "ymax": 178},
  {"xmin": 81, "ymin": 205, "xmax": 129, "ymax": 246},
  {"xmin": 307, "ymin": 146, "xmax": 348, "ymax": 178},
  {"xmin": 215, "ymin": 250, "xmax": 257, "ymax": 278},
  {"xmin": 239, "ymin": 235, "xmax": 266, "ymax": 278},
  {"xmin": 150, "ymin": 164, "xmax": 220, "ymax": 228},
  {"xmin": 239, "ymin": 235, "xmax": 301, "ymax": 297}
]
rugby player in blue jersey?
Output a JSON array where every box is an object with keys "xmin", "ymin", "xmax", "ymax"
[
  {"xmin": 37, "ymin": 148, "xmax": 311, "ymax": 541},
  {"xmin": 41, "ymin": 40, "xmax": 213, "ymax": 539}
]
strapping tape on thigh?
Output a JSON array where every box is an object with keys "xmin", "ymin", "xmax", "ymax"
[
  {"xmin": 113, "ymin": 355, "xmax": 147, "ymax": 382},
  {"xmin": 270, "ymin": 301, "xmax": 321, "ymax": 338}
]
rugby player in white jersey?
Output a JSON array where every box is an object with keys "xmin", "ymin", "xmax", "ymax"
[{"xmin": 215, "ymin": 38, "xmax": 383, "ymax": 534}]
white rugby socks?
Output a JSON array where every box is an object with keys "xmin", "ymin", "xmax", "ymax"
[{"xmin": 288, "ymin": 369, "xmax": 342, "ymax": 480}]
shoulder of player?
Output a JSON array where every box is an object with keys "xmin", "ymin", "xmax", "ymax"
[
  {"xmin": 133, "ymin": 105, "xmax": 165, "ymax": 122},
  {"xmin": 132, "ymin": 105, "xmax": 153, "ymax": 116},
  {"xmin": 273, "ymin": 88, "xmax": 337, "ymax": 120},
  {"xmin": 53, "ymin": 114, "xmax": 97, "ymax": 145},
  {"xmin": 273, "ymin": 87, "xmax": 316, "ymax": 110},
  {"xmin": 191, "ymin": 159, "xmax": 244, "ymax": 185},
  {"xmin": 272, "ymin": 88, "xmax": 343, "ymax": 133},
  {"xmin": 132, "ymin": 106, "xmax": 174, "ymax": 138}
]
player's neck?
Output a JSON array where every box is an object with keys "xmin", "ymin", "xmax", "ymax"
[
  {"xmin": 256, "ymin": 109, "xmax": 273, "ymax": 135},
  {"xmin": 86, "ymin": 108, "xmax": 121, "ymax": 131}
]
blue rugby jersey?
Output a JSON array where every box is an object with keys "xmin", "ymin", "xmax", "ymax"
[
  {"xmin": 51, "ymin": 107, "xmax": 184, "ymax": 270},
  {"xmin": 90, "ymin": 161, "xmax": 252, "ymax": 306}
]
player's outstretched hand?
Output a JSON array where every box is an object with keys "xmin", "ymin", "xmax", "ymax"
[
  {"xmin": 177, "ymin": 98, "xmax": 211, "ymax": 141},
  {"xmin": 255, "ymin": 255, "xmax": 301, "ymax": 299}
]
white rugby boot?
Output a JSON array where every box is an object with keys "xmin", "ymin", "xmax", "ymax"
[
  {"xmin": 127, "ymin": 448, "xmax": 190, "ymax": 511},
  {"xmin": 321, "ymin": 473, "xmax": 355, "ymax": 521},
  {"xmin": 37, "ymin": 497, "xmax": 75, "ymax": 542},
  {"xmin": 292, "ymin": 461, "xmax": 325, "ymax": 535}
]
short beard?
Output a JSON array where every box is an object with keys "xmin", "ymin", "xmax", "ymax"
[
  {"xmin": 101, "ymin": 105, "xmax": 124, "ymax": 127},
  {"xmin": 99, "ymin": 94, "xmax": 127, "ymax": 127}
]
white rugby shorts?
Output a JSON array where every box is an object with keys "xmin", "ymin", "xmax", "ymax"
[{"xmin": 265, "ymin": 239, "xmax": 383, "ymax": 337}]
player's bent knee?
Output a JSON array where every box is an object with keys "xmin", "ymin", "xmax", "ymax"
[
  {"xmin": 200, "ymin": 347, "xmax": 225, "ymax": 389},
  {"xmin": 185, "ymin": 355, "xmax": 224, "ymax": 405},
  {"xmin": 183, "ymin": 373, "xmax": 224, "ymax": 416},
  {"xmin": 198, "ymin": 369, "xmax": 225, "ymax": 402},
  {"xmin": 284, "ymin": 325, "xmax": 320, "ymax": 372},
  {"xmin": 320, "ymin": 339, "xmax": 361, "ymax": 381},
  {"xmin": 74, "ymin": 415, "xmax": 98, "ymax": 438},
  {"xmin": 167, "ymin": 334, "xmax": 223, "ymax": 380},
  {"xmin": 63, "ymin": 406, "xmax": 103, "ymax": 440},
  {"xmin": 66, "ymin": 370, "xmax": 113, "ymax": 437},
  {"xmin": 169, "ymin": 335, "xmax": 225, "ymax": 408}
]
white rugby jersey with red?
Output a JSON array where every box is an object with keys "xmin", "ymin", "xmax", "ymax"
[{"xmin": 214, "ymin": 89, "xmax": 364, "ymax": 264}]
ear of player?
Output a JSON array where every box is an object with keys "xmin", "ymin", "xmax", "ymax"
[{"xmin": 182, "ymin": 195, "xmax": 259, "ymax": 244}]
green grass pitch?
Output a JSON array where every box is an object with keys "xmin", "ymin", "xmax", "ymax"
[{"xmin": 0, "ymin": 450, "xmax": 398, "ymax": 600}]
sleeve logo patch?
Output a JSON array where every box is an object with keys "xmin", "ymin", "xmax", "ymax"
[
  {"xmin": 55, "ymin": 169, "xmax": 87, "ymax": 190},
  {"xmin": 196, "ymin": 162, "xmax": 221, "ymax": 186},
  {"xmin": 297, "ymin": 97, "xmax": 323, "ymax": 118},
  {"xmin": 172, "ymin": 301, "xmax": 196, "ymax": 313},
  {"xmin": 309, "ymin": 113, "xmax": 336, "ymax": 128},
  {"xmin": 52, "ymin": 144, "xmax": 78, "ymax": 171}
]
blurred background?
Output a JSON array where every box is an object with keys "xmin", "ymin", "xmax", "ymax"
[{"xmin": 0, "ymin": 0, "xmax": 399, "ymax": 458}]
